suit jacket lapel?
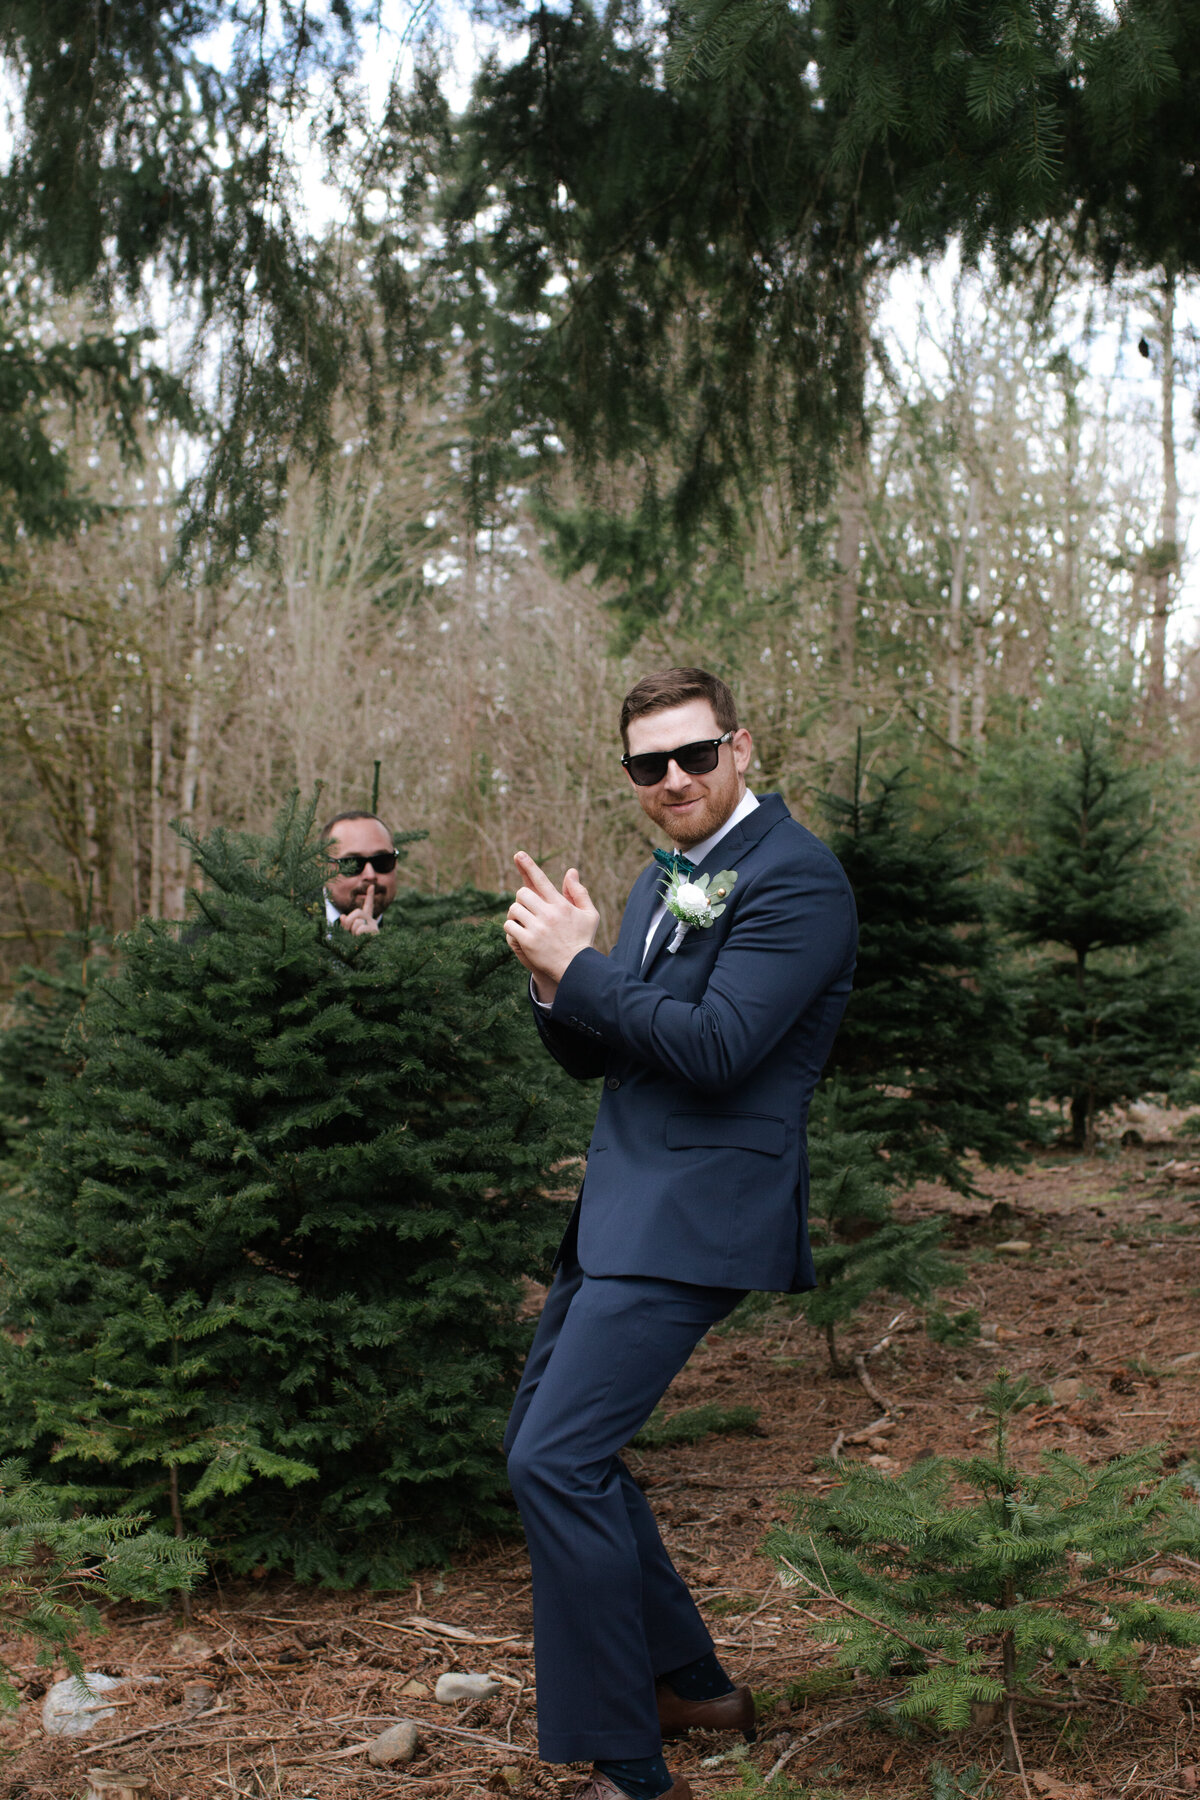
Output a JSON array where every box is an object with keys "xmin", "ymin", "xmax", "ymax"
[
  {"xmin": 642, "ymin": 899, "xmax": 676, "ymax": 971},
  {"xmin": 692, "ymin": 792, "xmax": 788, "ymax": 877},
  {"xmin": 622, "ymin": 865, "xmax": 664, "ymax": 973}
]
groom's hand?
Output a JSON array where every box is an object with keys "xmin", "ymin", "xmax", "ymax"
[{"xmin": 505, "ymin": 852, "xmax": 599, "ymax": 1006}]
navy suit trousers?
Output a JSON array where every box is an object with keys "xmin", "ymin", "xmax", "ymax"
[{"xmin": 504, "ymin": 1252, "xmax": 746, "ymax": 1762}]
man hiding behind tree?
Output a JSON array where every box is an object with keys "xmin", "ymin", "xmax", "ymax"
[
  {"xmin": 322, "ymin": 810, "xmax": 400, "ymax": 935},
  {"xmin": 502, "ymin": 667, "xmax": 858, "ymax": 1800}
]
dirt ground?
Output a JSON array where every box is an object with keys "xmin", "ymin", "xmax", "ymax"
[{"xmin": 4, "ymin": 1133, "xmax": 1200, "ymax": 1800}]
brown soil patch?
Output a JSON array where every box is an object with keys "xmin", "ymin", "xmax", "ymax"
[{"xmin": 3, "ymin": 1145, "xmax": 1199, "ymax": 1800}]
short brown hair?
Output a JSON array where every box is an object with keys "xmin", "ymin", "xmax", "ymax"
[
  {"xmin": 619, "ymin": 668, "xmax": 738, "ymax": 749},
  {"xmin": 320, "ymin": 809, "xmax": 394, "ymax": 841}
]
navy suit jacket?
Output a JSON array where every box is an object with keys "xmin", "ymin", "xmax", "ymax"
[{"xmin": 534, "ymin": 794, "xmax": 857, "ymax": 1293}]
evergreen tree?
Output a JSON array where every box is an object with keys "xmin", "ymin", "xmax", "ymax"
[
  {"xmin": 768, "ymin": 1371, "xmax": 1200, "ymax": 1774},
  {"xmin": 801, "ymin": 1080, "xmax": 955, "ymax": 1373},
  {"xmin": 822, "ymin": 757, "xmax": 1033, "ymax": 1191},
  {"xmin": 0, "ymin": 2, "xmax": 445, "ymax": 554},
  {"xmin": 1004, "ymin": 716, "xmax": 1200, "ymax": 1149},
  {"xmin": 725, "ymin": 1080, "xmax": 956, "ymax": 1372},
  {"xmin": 0, "ymin": 794, "xmax": 589, "ymax": 1584},
  {"xmin": 0, "ymin": 1, "xmax": 1195, "ymax": 562},
  {"xmin": 0, "ymin": 936, "xmax": 101, "ymax": 1161}
]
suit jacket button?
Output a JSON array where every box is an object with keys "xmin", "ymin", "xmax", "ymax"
[{"xmin": 605, "ymin": 1076, "xmax": 621, "ymax": 1090}]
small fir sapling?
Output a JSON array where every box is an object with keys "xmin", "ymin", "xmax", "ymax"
[
  {"xmin": 1003, "ymin": 716, "xmax": 1200, "ymax": 1150},
  {"xmin": 822, "ymin": 749, "xmax": 1033, "ymax": 1192},
  {"xmin": 798, "ymin": 1078, "xmax": 956, "ymax": 1374},
  {"xmin": 0, "ymin": 792, "xmax": 590, "ymax": 1584},
  {"xmin": 634, "ymin": 1404, "xmax": 761, "ymax": 1447},
  {"xmin": 0, "ymin": 1458, "xmax": 202, "ymax": 1712},
  {"xmin": 718, "ymin": 1078, "xmax": 955, "ymax": 1371},
  {"xmin": 925, "ymin": 1304, "xmax": 981, "ymax": 1346},
  {"xmin": 767, "ymin": 1371, "xmax": 1200, "ymax": 1773}
]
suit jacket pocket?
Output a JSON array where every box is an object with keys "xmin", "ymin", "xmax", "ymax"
[{"xmin": 665, "ymin": 1112, "xmax": 787, "ymax": 1156}]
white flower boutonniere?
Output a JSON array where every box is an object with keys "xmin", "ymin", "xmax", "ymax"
[{"xmin": 661, "ymin": 867, "xmax": 739, "ymax": 953}]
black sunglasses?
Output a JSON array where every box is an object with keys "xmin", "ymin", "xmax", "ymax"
[
  {"xmin": 332, "ymin": 851, "xmax": 398, "ymax": 876},
  {"xmin": 621, "ymin": 730, "xmax": 734, "ymax": 788}
]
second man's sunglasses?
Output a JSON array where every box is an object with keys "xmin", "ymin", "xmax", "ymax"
[
  {"xmin": 620, "ymin": 730, "xmax": 734, "ymax": 788},
  {"xmin": 332, "ymin": 851, "xmax": 399, "ymax": 876}
]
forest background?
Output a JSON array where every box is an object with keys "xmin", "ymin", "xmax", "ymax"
[
  {"xmin": 4, "ymin": 11, "xmax": 1200, "ymax": 1772},
  {"xmin": 1, "ymin": 0, "xmax": 1200, "ymax": 1639},
  {"xmin": 0, "ymin": 0, "xmax": 1198, "ymax": 979}
]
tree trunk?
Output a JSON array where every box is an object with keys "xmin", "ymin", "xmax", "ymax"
[
  {"xmin": 1071, "ymin": 949, "xmax": 1093, "ymax": 1150},
  {"xmin": 947, "ymin": 478, "xmax": 979, "ymax": 753},
  {"xmin": 1001, "ymin": 1626, "xmax": 1021, "ymax": 1775},
  {"xmin": 829, "ymin": 261, "xmax": 868, "ymax": 795},
  {"xmin": 970, "ymin": 546, "xmax": 991, "ymax": 746},
  {"xmin": 163, "ymin": 590, "xmax": 206, "ymax": 920},
  {"xmin": 1070, "ymin": 1092, "xmax": 1091, "ymax": 1151},
  {"xmin": 1145, "ymin": 265, "xmax": 1178, "ymax": 724},
  {"xmin": 149, "ymin": 668, "xmax": 165, "ymax": 918}
]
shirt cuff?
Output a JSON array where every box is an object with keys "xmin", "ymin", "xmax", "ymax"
[{"xmin": 529, "ymin": 975, "xmax": 552, "ymax": 1012}]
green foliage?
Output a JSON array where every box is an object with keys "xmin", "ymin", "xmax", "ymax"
[
  {"xmin": 444, "ymin": 0, "xmax": 868, "ymax": 568},
  {"xmin": 928, "ymin": 1763, "xmax": 993, "ymax": 1800},
  {"xmin": 666, "ymin": 0, "xmax": 1199, "ymax": 290},
  {"xmin": 718, "ymin": 1764, "xmax": 810, "ymax": 1800},
  {"xmin": 1002, "ymin": 713, "xmax": 1200, "ymax": 1148},
  {"xmin": 0, "ymin": 937, "xmax": 100, "ymax": 1162},
  {"xmin": 767, "ymin": 1370, "xmax": 1200, "ymax": 1770},
  {"xmin": 0, "ymin": 0, "xmax": 1196, "ymax": 571},
  {"xmin": 670, "ymin": 0, "xmax": 1076, "ymax": 247},
  {"xmin": 719, "ymin": 1078, "xmax": 958, "ymax": 1366},
  {"xmin": 823, "ymin": 760, "xmax": 1033, "ymax": 1192},
  {"xmin": 444, "ymin": 0, "xmax": 1200, "ymax": 633},
  {"xmin": 0, "ymin": 792, "xmax": 590, "ymax": 1585},
  {"xmin": 800, "ymin": 1079, "xmax": 957, "ymax": 1370},
  {"xmin": 783, "ymin": 1667, "xmax": 855, "ymax": 1705},
  {"xmin": 0, "ymin": 3, "xmax": 436, "ymax": 556},
  {"xmin": 0, "ymin": 287, "xmax": 194, "ymax": 546},
  {"xmin": 925, "ymin": 1306, "xmax": 982, "ymax": 1348},
  {"xmin": 1, "ymin": 1457, "xmax": 202, "ymax": 1711},
  {"xmin": 1069, "ymin": 0, "xmax": 1200, "ymax": 281},
  {"xmin": 634, "ymin": 1403, "xmax": 760, "ymax": 1447}
]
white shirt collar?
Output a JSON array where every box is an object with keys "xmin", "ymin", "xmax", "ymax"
[
  {"xmin": 642, "ymin": 789, "xmax": 759, "ymax": 965},
  {"xmin": 324, "ymin": 893, "xmax": 341, "ymax": 926},
  {"xmin": 674, "ymin": 787, "xmax": 759, "ymax": 867}
]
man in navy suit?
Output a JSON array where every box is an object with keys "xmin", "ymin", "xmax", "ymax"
[{"xmin": 504, "ymin": 669, "xmax": 857, "ymax": 1800}]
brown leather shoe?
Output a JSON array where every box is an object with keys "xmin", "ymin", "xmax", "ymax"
[
  {"xmin": 656, "ymin": 1681, "xmax": 756, "ymax": 1743},
  {"xmin": 567, "ymin": 1776, "xmax": 693, "ymax": 1800}
]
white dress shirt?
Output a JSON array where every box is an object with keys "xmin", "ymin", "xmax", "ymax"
[
  {"xmin": 640, "ymin": 788, "xmax": 759, "ymax": 965},
  {"xmin": 532, "ymin": 788, "xmax": 760, "ymax": 1007}
]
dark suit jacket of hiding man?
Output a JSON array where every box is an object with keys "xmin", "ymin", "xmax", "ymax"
[{"xmin": 534, "ymin": 792, "xmax": 858, "ymax": 1291}]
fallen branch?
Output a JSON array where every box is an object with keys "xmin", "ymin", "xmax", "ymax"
[
  {"xmin": 68, "ymin": 1703, "xmax": 232, "ymax": 1755},
  {"xmin": 853, "ymin": 1351, "xmax": 895, "ymax": 1416},
  {"xmin": 316, "ymin": 1719, "xmax": 539, "ymax": 1760},
  {"xmin": 74, "ymin": 1709, "xmax": 539, "ymax": 1766},
  {"xmin": 779, "ymin": 1552, "xmax": 954, "ymax": 1669},
  {"xmin": 366, "ymin": 1616, "xmax": 528, "ymax": 1648},
  {"xmin": 765, "ymin": 1705, "xmax": 880, "ymax": 1781},
  {"xmin": 846, "ymin": 1415, "xmax": 894, "ymax": 1445},
  {"xmin": 1007, "ymin": 1689, "xmax": 1034, "ymax": 1800}
]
